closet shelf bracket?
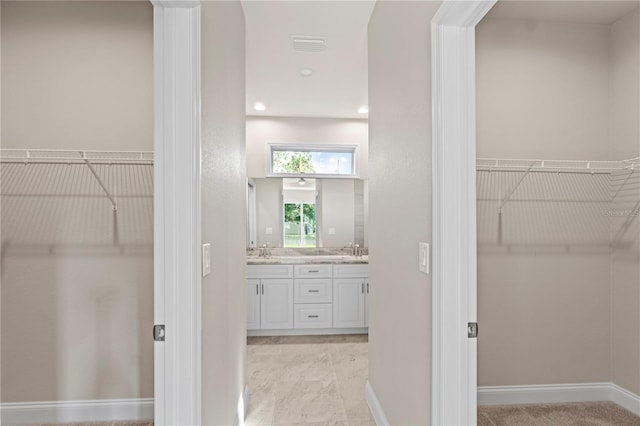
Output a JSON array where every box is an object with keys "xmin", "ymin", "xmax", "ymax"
[
  {"xmin": 498, "ymin": 166, "xmax": 532, "ymax": 213},
  {"xmin": 83, "ymin": 154, "xmax": 117, "ymax": 211},
  {"xmin": 611, "ymin": 169, "xmax": 637, "ymax": 202},
  {"xmin": 611, "ymin": 198, "xmax": 640, "ymax": 246}
]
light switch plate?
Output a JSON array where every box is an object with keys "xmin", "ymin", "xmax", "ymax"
[
  {"xmin": 328, "ymin": 228, "xmax": 336, "ymax": 235},
  {"xmin": 265, "ymin": 227, "xmax": 273, "ymax": 235},
  {"xmin": 202, "ymin": 243, "xmax": 211, "ymax": 277},
  {"xmin": 419, "ymin": 242, "xmax": 430, "ymax": 274}
]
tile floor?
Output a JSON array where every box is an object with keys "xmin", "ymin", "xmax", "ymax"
[
  {"xmin": 246, "ymin": 334, "xmax": 375, "ymax": 426},
  {"xmin": 246, "ymin": 335, "xmax": 640, "ymax": 426}
]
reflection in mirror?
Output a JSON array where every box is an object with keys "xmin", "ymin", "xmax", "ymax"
[
  {"xmin": 247, "ymin": 177, "xmax": 367, "ymax": 248},
  {"xmin": 283, "ymin": 178, "xmax": 317, "ymax": 247}
]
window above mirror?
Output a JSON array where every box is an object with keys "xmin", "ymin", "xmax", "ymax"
[{"xmin": 269, "ymin": 144, "xmax": 357, "ymax": 177}]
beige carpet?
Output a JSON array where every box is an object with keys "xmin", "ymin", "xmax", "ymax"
[{"xmin": 479, "ymin": 401, "xmax": 640, "ymax": 425}]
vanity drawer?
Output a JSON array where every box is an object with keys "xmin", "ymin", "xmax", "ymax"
[
  {"xmin": 294, "ymin": 303, "xmax": 333, "ymax": 329},
  {"xmin": 294, "ymin": 264, "xmax": 332, "ymax": 278},
  {"xmin": 294, "ymin": 279, "xmax": 333, "ymax": 304},
  {"xmin": 247, "ymin": 265, "xmax": 293, "ymax": 279},
  {"xmin": 333, "ymin": 264, "xmax": 368, "ymax": 278}
]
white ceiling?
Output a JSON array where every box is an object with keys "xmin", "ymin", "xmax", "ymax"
[
  {"xmin": 486, "ymin": 0, "xmax": 639, "ymax": 25},
  {"xmin": 242, "ymin": 1, "xmax": 375, "ymax": 119},
  {"xmin": 242, "ymin": 0, "xmax": 637, "ymax": 119}
]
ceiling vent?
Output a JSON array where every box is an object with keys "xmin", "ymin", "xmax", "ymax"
[{"xmin": 291, "ymin": 35, "xmax": 327, "ymax": 53}]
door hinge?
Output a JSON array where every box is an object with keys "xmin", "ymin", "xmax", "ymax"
[
  {"xmin": 468, "ymin": 322, "xmax": 478, "ymax": 338},
  {"xmin": 153, "ymin": 324, "xmax": 165, "ymax": 342}
]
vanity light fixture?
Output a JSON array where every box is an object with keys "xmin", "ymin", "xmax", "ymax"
[
  {"xmin": 253, "ymin": 102, "xmax": 266, "ymax": 111},
  {"xmin": 358, "ymin": 106, "xmax": 369, "ymax": 114},
  {"xmin": 298, "ymin": 178, "xmax": 306, "ymax": 185}
]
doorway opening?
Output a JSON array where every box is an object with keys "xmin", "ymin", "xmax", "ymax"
[{"xmin": 242, "ymin": 1, "xmax": 374, "ymax": 424}]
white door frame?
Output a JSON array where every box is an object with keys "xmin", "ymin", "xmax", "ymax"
[
  {"xmin": 430, "ymin": 1, "xmax": 495, "ymax": 424},
  {"xmin": 152, "ymin": 1, "xmax": 202, "ymax": 424}
]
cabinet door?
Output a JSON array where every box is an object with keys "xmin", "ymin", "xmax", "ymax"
[
  {"xmin": 365, "ymin": 280, "xmax": 369, "ymax": 328},
  {"xmin": 247, "ymin": 279, "xmax": 261, "ymax": 330},
  {"xmin": 333, "ymin": 278, "xmax": 365, "ymax": 328},
  {"xmin": 261, "ymin": 279, "xmax": 294, "ymax": 329}
]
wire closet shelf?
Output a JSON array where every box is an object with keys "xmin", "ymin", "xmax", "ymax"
[
  {"xmin": 0, "ymin": 149, "xmax": 154, "ymax": 249},
  {"xmin": 0, "ymin": 149, "xmax": 153, "ymax": 165},
  {"xmin": 477, "ymin": 157, "xmax": 640, "ymax": 174},
  {"xmin": 476, "ymin": 156, "xmax": 640, "ymax": 249}
]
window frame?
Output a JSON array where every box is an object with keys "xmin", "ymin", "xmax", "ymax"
[{"xmin": 267, "ymin": 143, "xmax": 359, "ymax": 178}]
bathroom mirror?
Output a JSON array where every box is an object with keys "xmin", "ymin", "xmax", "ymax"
[{"xmin": 247, "ymin": 177, "xmax": 367, "ymax": 248}]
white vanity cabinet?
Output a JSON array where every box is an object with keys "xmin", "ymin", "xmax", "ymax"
[
  {"xmin": 293, "ymin": 264, "xmax": 333, "ymax": 328},
  {"xmin": 247, "ymin": 279, "xmax": 261, "ymax": 330},
  {"xmin": 247, "ymin": 262, "xmax": 368, "ymax": 335},
  {"xmin": 247, "ymin": 265, "xmax": 294, "ymax": 330},
  {"xmin": 333, "ymin": 265, "xmax": 369, "ymax": 328}
]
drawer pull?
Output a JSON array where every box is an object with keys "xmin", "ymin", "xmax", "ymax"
[
  {"xmin": 308, "ymin": 315, "xmax": 319, "ymax": 318},
  {"xmin": 308, "ymin": 289, "xmax": 320, "ymax": 293},
  {"xmin": 308, "ymin": 269, "xmax": 320, "ymax": 273}
]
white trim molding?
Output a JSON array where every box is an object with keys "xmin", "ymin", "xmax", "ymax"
[
  {"xmin": 478, "ymin": 382, "xmax": 640, "ymax": 417},
  {"xmin": 365, "ymin": 381, "xmax": 390, "ymax": 426},
  {"xmin": 431, "ymin": 1, "xmax": 495, "ymax": 425},
  {"xmin": 0, "ymin": 398, "xmax": 153, "ymax": 425},
  {"xmin": 611, "ymin": 383, "xmax": 640, "ymax": 416},
  {"xmin": 152, "ymin": 1, "xmax": 202, "ymax": 425},
  {"xmin": 478, "ymin": 383, "xmax": 611, "ymax": 406}
]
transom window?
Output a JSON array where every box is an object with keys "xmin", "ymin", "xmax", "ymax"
[{"xmin": 270, "ymin": 145, "xmax": 357, "ymax": 176}]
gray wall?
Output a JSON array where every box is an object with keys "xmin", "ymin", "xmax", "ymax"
[
  {"xmin": 200, "ymin": 1, "xmax": 247, "ymax": 424},
  {"xmin": 610, "ymin": 7, "xmax": 640, "ymax": 396},
  {"xmin": 477, "ymin": 7, "xmax": 640, "ymax": 393},
  {"xmin": 476, "ymin": 16, "xmax": 613, "ymax": 387},
  {"xmin": 367, "ymin": 2, "xmax": 438, "ymax": 424},
  {"xmin": 1, "ymin": 1, "xmax": 153, "ymax": 403},
  {"xmin": 1, "ymin": 1, "xmax": 153, "ymax": 151}
]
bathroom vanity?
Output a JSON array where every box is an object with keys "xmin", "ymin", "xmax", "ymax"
[{"xmin": 246, "ymin": 254, "xmax": 369, "ymax": 336}]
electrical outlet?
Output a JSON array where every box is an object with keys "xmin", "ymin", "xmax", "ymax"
[
  {"xmin": 329, "ymin": 228, "xmax": 336, "ymax": 235},
  {"xmin": 265, "ymin": 227, "xmax": 273, "ymax": 235}
]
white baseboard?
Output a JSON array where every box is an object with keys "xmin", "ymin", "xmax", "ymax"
[
  {"xmin": 365, "ymin": 381, "xmax": 390, "ymax": 426},
  {"xmin": 478, "ymin": 382, "xmax": 640, "ymax": 416},
  {"xmin": 478, "ymin": 383, "xmax": 611, "ymax": 406},
  {"xmin": 1, "ymin": 398, "xmax": 153, "ymax": 425},
  {"xmin": 611, "ymin": 383, "xmax": 640, "ymax": 416},
  {"xmin": 248, "ymin": 327, "xmax": 368, "ymax": 337}
]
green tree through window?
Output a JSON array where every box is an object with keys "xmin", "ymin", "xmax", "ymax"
[
  {"xmin": 284, "ymin": 202, "xmax": 316, "ymax": 247},
  {"xmin": 273, "ymin": 152, "xmax": 315, "ymax": 174}
]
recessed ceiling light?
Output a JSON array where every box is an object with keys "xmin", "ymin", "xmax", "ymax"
[
  {"xmin": 298, "ymin": 67, "xmax": 314, "ymax": 77},
  {"xmin": 253, "ymin": 102, "xmax": 266, "ymax": 111},
  {"xmin": 358, "ymin": 106, "xmax": 369, "ymax": 114}
]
